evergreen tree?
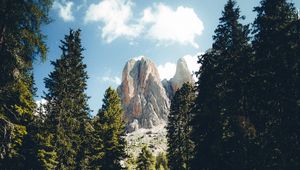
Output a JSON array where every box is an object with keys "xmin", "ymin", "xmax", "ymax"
[
  {"xmin": 0, "ymin": 0, "xmax": 52, "ymax": 168},
  {"xmin": 21, "ymin": 112, "xmax": 58, "ymax": 170},
  {"xmin": 44, "ymin": 29, "xmax": 91, "ymax": 169},
  {"xmin": 91, "ymin": 87, "xmax": 127, "ymax": 169},
  {"xmin": 155, "ymin": 152, "xmax": 169, "ymax": 170},
  {"xmin": 167, "ymin": 83, "xmax": 195, "ymax": 170},
  {"xmin": 191, "ymin": 0, "xmax": 254, "ymax": 169},
  {"xmin": 125, "ymin": 153, "xmax": 136, "ymax": 170},
  {"xmin": 136, "ymin": 146, "xmax": 156, "ymax": 170},
  {"xmin": 251, "ymin": 0, "xmax": 300, "ymax": 168}
]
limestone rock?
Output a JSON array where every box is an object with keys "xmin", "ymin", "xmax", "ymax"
[
  {"xmin": 164, "ymin": 57, "xmax": 194, "ymax": 98},
  {"xmin": 118, "ymin": 57, "xmax": 170, "ymax": 129}
]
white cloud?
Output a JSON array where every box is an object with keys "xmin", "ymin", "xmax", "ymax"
[
  {"xmin": 35, "ymin": 99, "xmax": 47, "ymax": 115},
  {"xmin": 53, "ymin": 0, "xmax": 75, "ymax": 22},
  {"xmin": 84, "ymin": 1, "xmax": 204, "ymax": 48},
  {"xmin": 157, "ymin": 62, "xmax": 176, "ymax": 80},
  {"xmin": 84, "ymin": 0, "xmax": 142, "ymax": 43},
  {"xmin": 36, "ymin": 99, "xmax": 47, "ymax": 106},
  {"xmin": 141, "ymin": 4, "xmax": 204, "ymax": 48},
  {"xmin": 102, "ymin": 76, "xmax": 122, "ymax": 85}
]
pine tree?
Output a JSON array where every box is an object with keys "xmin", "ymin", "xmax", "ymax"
[
  {"xmin": 21, "ymin": 113, "xmax": 58, "ymax": 170},
  {"xmin": 251, "ymin": 0, "xmax": 300, "ymax": 168},
  {"xmin": 136, "ymin": 146, "xmax": 156, "ymax": 170},
  {"xmin": 44, "ymin": 29, "xmax": 91, "ymax": 169},
  {"xmin": 167, "ymin": 83, "xmax": 195, "ymax": 170},
  {"xmin": 191, "ymin": 0, "xmax": 254, "ymax": 169},
  {"xmin": 155, "ymin": 152, "xmax": 169, "ymax": 170},
  {"xmin": 0, "ymin": 0, "xmax": 52, "ymax": 168},
  {"xmin": 91, "ymin": 87, "xmax": 127, "ymax": 169}
]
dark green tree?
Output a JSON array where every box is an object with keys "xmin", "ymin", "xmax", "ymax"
[
  {"xmin": 44, "ymin": 29, "xmax": 91, "ymax": 169},
  {"xmin": 91, "ymin": 87, "xmax": 127, "ymax": 169},
  {"xmin": 0, "ymin": 0, "xmax": 52, "ymax": 168},
  {"xmin": 167, "ymin": 83, "xmax": 195, "ymax": 170},
  {"xmin": 191, "ymin": 0, "xmax": 254, "ymax": 169},
  {"xmin": 155, "ymin": 152, "xmax": 169, "ymax": 170},
  {"xmin": 136, "ymin": 146, "xmax": 156, "ymax": 170},
  {"xmin": 250, "ymin": 0, "xmax": 300, "ymax": 168}
]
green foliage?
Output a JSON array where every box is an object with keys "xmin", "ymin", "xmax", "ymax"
[
  {"xmin": 125, "ymin": 153, "xmax": 136, "ymax": 170},
  {"xmin": 136, "ymin": 146, "xmax": 156, "ymax": 170},
  {"xmin": 36, "ymin": 133, "xmax": 58, "ymax": 170},
  {"xmin": 44, "ymin": 29, "xmax": 91, "ymax": 169},
  {"xmin": 250, "ymin": 0, "xmax": 300, "ymax": 168},
  {"xmin": 91, "ymin": 87, "xmax": 127, "ymax": 169},
  {"xmin": 167, "ymin": 83, "xmax": 195, "ymax": 170},
  {"xmin": 155, "ymin": 152, "xmax": 169, "ymax": 170},
  {"xmin": 0, "ymin": 0, "xmax": 52, "ymax": 168},
  {"xmin": 191, "ymin": 0, "xmax": 254, "ymax": 169}
]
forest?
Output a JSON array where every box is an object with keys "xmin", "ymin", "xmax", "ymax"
[{"xmin": 1, "ymin": 0, "xmax": 300, "ymax": 169}]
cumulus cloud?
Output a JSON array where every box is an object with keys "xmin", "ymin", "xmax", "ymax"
[
  {"xmin": 84, "ymin": 1, "xmax": 204, "ymax": 48},
  {"xmin": 53, "ymin": 0, "xmax": 75, "ymax": 22},
  {"xmin": 84, "ymin": 0, "xmax": 142, "ymax": 43},
  {"xmin": 141, "ymin": 4, "xmax": 204, "ymax": 48},
  {"xmin": 102, "ymin": 76, "xmax": 122, "ymax": 85},
  {"xmin": 157, "ymin": 62, "xmax": 176, "ymax": 80}
]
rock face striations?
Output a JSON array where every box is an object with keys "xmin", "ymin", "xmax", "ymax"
[
  {"xmin": 118, "ymin": 57, "xmax": 170, "ymax": 131},
  {"xmin": 118, "ymin": 56, "xmax": 194, "ymax": 132}
]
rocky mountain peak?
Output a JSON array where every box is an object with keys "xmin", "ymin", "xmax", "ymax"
[
  {"xmin": 163, "ymin": 57, "xmax": 194, "ymax": 98},
  {"xmin": 118, "ymin": 56, "xmax": 194, "ymax": 132},
  {"xmin": 118, "ymin": 56, "xmax": 170, "ymax": 131}
]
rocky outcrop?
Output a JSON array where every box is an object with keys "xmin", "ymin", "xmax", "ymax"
[
  {"xmin": 118, "ymin": 57, "xmax": 170, "ymax": 130},
  {"xmin": 118, "ymin": 56, "xmax": 194, "ymax": 132},
  {"xmin": 163, "ymin": 58, "xmax": 194, "ymax": 98}
]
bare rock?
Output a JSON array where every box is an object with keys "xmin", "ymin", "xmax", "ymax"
[{"xmin": 118, "ymin": 57, "xmax": 170, "ymax": 129}]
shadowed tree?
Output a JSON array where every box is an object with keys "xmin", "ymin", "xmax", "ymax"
[
  {"xmin": 0, "ymin": 0, "xmax": 52, "ymax": 168},
  {"xmin": 136, "ymin": 146, "xmax": 156, "ymax": 170},
  {"xmin": 167, "ymin": 83, "xmax": 195, "ymax": 170},
  {"xmin": 191, "ymin": 0, "xmax": 254, "ymax": 169},
  {"xmin": 250, "ymin": 0, "xmax": 300, "ymax": 168}
]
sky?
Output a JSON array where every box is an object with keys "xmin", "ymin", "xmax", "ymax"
[{"xmin": 34, "ymin": 0, "xmax": 300, "ymax": 115}]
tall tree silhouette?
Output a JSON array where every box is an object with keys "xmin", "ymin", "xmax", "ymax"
[
  {"xmin": 191, "ymin": 0, "xmax": 254, "ymax": 169},
  {"xmin": 44, "ymin": 29, "xmax": 91, "ymax": 169},
  {"xmin": 167, "ymin": 83, "xmax": 195, "ymax": 170},
  {"xmin": 251, "ymin": 0, "xmax": 300, "ymax": 168}
]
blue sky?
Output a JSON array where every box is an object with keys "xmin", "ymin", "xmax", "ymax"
[{"xmin": 34, "ymin": 0, "xmax": 300, "ymax": 115}]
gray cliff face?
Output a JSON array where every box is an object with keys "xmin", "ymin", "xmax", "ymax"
[
  {"xmin": 118, "ymin": 57, "xmax": 170, "ymax": 130},
  {"xmin": 118, "ymin": 56, "xmax": 194, "ymax": 132}
]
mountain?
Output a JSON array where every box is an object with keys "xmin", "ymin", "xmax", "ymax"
[
  {"xmin": 163, "ymin": 57, "xmax": 194, "ymax": 98},
  {"xmin": 118, "ymin": 56, "xmax": 194, "ymax": 132},
  {"xmin": 118, "ymin": 56, "xmax": 194, "ymax": 158},
  {"xmin": 117, "ymin": 57, "xmax": 170, "ymax": 131}
]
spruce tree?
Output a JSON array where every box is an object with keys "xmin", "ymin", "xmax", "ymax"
[
  {"xmin": 0, "ymin": 0, "xmax": 52, "ymax": 168},
  {"xmin": 191, "ymin": 0, "xmax": 254, "ymax": 169},
  {"xmin": 44, "ymin": 29, "xmax": 91, "ymax": 169},
  {"xmin": 136, "ymin": 146, "xmax": 156, "ymax": 170},
  {"xmin": 167, "ymin": 83, "xmax": 195, "ymax": 170},
  {"xmin": 251, "ymin": 0, "xmax": 300, "ymax": 168},
  {"xmin": 92, "ymin": 87, "xmax": 127, "ymax": 169},
  {"xmin": 155, "ymin": 152, "xmax": 169, "ymax": 170}
]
